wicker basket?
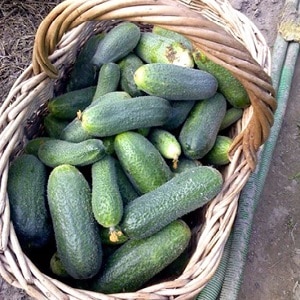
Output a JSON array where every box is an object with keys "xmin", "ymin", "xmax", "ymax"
[{"xmin": 0, "ymin": 0, "xmax": 276, "ymax": 299}]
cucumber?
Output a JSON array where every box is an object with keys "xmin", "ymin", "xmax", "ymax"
[
  {"xmin": 60, "ymin": 118, "xmax": 93, "ymax": 142},
  {"xmin": 66, "ymin": 33, "xmax": 104, "ymax": 91},
  {"xmin": 47, "ymin": 164, "xmax": 102, "ymax": 279},
  {"xmin": 135, "ymin": 32, "xmax": 194, "ymax": 67},
  {"xmin": 99, "ymin": 225, "xmax": 128, "ymax": 246},
  {"xmin": 24, "ymin": 137, "xmax": 52, "ymax": 157},
  {"xmin": 43, "ymin": 114, "xmax": 69, "ymax": 138},
  {"xmin": 134, "ymin": 63, "xmax": 218, "ymax": 100},
  {"xmin": 203, "ymin": 135, "xmax": 233, "ymax": 166},
  {"xmin": 152, "ymin": 25, "xmax": 193, "ymax": 50},
  {"xmin": 92, "ymin": 22, "xmax": 141, "ymax": 67},
  {"xmin": 38, "ymin": 138, "xmax": 106, "ymax": 167},
  {"xmin": 219, "ymin": 107, "xmax": 243, "ymax": 131},
  {"xmin": 163, "ymin": 100, "xmax": 195, "ymax": 130},
  {"xmin": 172, "ymin": 157, "xmax": 202, "ymax": 174},
  {"xmin": 91, "ymin": 155, "xmax": 123, "ymax": 228},
  {"xmin": 81, "ymin": 95, "xmax": 171, "ymax": 137},
  {"xmin": 91, "ymin": 220, "xmax": 191, "ymax": 293},
  {"xmin": 47, "ymin": 86, "xmax": 96, "ymax": 120},
  {"xmin": 114, "ymin": 131, "xmax": 173, "ymax": 194},
  {"xmin": 193, "ymin": 50, "xmax": 250, "ymax": 108},
  {"xmin": 120, "ymin": 166, "xmax": 223, "ymax": 239},
  {"xmin": 89, "ymin": 91, "xmax": 132, "ymax": 107},
  {"xmin": 7, "ymin": 154, "xmax": 53, "ymax": 249},
  {"xmin": 179, "ymin": 93, "xmax": 227, "ymax": 159},
  {"xmin": 50, "ymin": 252, "xmax": 70, "ymax": 278},
  {"xmin": 148, "ymin": 128, "xmax": 181, "ymax": 169},
  {"xmin": 118, "ymin": 53, "xmax": 144, "ymax": 97},
  {"xmin": 92, "ymin": 63, "xmax": 121, "ymax": 101},
  {"xmin": 102, "ymin": 135, "xmax": 115, "ymax": 155}
]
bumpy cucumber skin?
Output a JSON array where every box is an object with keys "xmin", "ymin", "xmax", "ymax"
[
  {"xmin": 24, "ymin": 137, "xmax": 52, "ymax": 157},
  {"xmin": 172, "ymin": 157, "xmax": 202, "ymax": 174},
  {"xmin": 91, "ymin": 155, "xmax": 123, "ymax": 228},
  {"xmin": 44, "ymin": 114, "xmax": 69, "ymax": 139},
  {"xmin": 135, "ymin": 32, "xmax": 194, "ymax": 67},
  {"xmin": 219, "ymin": 107, "xmax": 243, "ymax": 131},
  {"xmin": 48, "ymin": 86, "xmax": 96, "ymax": 120},
  {"xmin": 179, "ymin": 93, "xmax": 227, "ymax": 159},
  {"xmin": 92, "ymin": 22, "xmax": 141, "ymax": 66},
  {"xmin": 118, "ymin": 53, "xmax": 145, "ymax": 97},
  {"xmin": 193, "ymin": 50, "xmax": 250, "ymax": 108},
  {"xmin": 152, "ymin": 25, "xmax": 193, "ymax": 50},
  {"xmin": 7, "ymin": 154, "xmax": 53, "ymax": 249},
  {"xmin": 81, "ymin": 96, "xmax": 172, "ymax": 137},
  {"xmin": 47, "ymin": 164, "xmax": 103, "ymax": 279},
  {"xmin": 121, "ymin": 166, "xmax": 223, "ymax": 239},
  {"xmin": 114, "ymin": 131, "xmax": 173, "ymax": 194},
  {"xmin": 91, "ymin": 220, "xmax": 191, "ymax": 293},
  {"xmin": 93, "ymin": 63, "xmax": 121, "ymax": 101},
  {"xmin": 38, "ymin": 139, "xmax": 106, "ymax": 167},
  {"xmin": 204, "ymin": 135, "xmax": 233, "ymax": 165},
  {"xmin": 134, "ymin": 63, "xmax": 218, "ymax": 100},
  {"xmin": 60, "ymin": 118, "xmax": 93, "ymax": 143}
]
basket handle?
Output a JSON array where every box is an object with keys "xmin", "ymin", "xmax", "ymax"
[{"xmin": 32, "ymin": 0, "xmax": 276, "ymax": 170}]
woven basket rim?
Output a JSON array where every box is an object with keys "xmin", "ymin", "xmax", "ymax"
[{"xmin": 0, "ymin": 1, "xmax": 276, "ymax": 299}]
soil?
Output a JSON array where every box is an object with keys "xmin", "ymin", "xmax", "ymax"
[{"xmin": 0, "ymin": 0, "xmax": 299, "ymax": 299}]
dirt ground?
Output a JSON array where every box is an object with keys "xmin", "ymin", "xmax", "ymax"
[{"xmin": 0, "ymin": 0, "xmax": 299, "ymax": 299}]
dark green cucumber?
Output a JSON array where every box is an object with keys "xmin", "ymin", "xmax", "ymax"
[
  {"xmin": 7, "ymin": 154, "xmax": 53, "ymax": 249},
  {"xmin": 118, "ymin": 53, "xmax": 144, "ymax": 97},
  {"xmin": 114, "ymin": 131, "xmax": 173, "ymax": 194},
  {"xmin": 91, "ymin": 220, "xmax": 191, "ymax": 293},
  {"xmin": 179, "ymin": 93, "xmax": 227, "ymax": 159},
  {"xmin": 92, "ymin": 63, "xmax": 121, "ymax": 101},
  {"xmin": 24, "ymin": 137, "xmax": 52, "ymax": 157},
  {"xmin": 91, "ymin": 155, "xmax": 123, "ymax": 228},
  {"xmin": 203, "ymin": 135, "xmax": 233, "ymax": 166},
  {"xmin": 152, "ymin": 25, "xmax": 193, "ymax": 50},
  {"xmin": 193, "ymin": 50, "xmax": 250, "ymax": 108},
  {"xmin": 219, "ymin": 107, "xmax": 243, "ymax": 131},
  {"xmin": 66, "ymin": 33, "xmax": 104, "ymax": 92},
  {"xmin": 163, "ymin": 100, "xmax": 195, "ymax": 130},
  {"xmin": 81, "ymin": 95, "xmax": 171, "ymax": 137},
  {"xmin": 47, "ymin": 86, "xmax": 96, "ymax": 120},
  {"xmin": 43, "ymin": 114, "xmax": 69, "ymax": 138},
  {"xmin": 38, "ymin": 139, "xmax": 106, "ymax": 167},
  {"xmin": 92, "ymin": 22, "xmax": 141, "ymax": 67},
  {"xmin": 121, "ymin": 166, "xmax": 223, "ymax": 239},
  {"xmin": 47, "ymin": 164, "xmax": 102, "ymax": 279},
  {"xmin": 134, "ymin": 63, "xmax": 218, "ymax": 100},
  {"xmin": 135, "ymin": 32, "xmax": 194, "ymax": 67}
]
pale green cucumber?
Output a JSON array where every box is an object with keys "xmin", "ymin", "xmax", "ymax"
[{"xmin": 219, "ymin": 107, "xmax": 243, "ymax": 131}]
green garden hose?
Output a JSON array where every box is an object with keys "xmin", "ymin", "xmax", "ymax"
[{"xmin": 196, "ymin": 1, "xmax": 300, "ymax": 299}]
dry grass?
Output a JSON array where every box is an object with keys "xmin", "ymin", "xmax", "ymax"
[{"xmin": 0, "ymin": 0, "xmax": 61, "ymax": 102}]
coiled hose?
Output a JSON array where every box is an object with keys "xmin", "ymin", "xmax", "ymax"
[{"xmin": 197, "ymin": 0, "xmax": 300, "ymax": 299}]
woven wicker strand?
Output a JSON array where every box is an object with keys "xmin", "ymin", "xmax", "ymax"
[{"xmin": 0, "ymin": 0, "xmax": 276, "ymax": 299}]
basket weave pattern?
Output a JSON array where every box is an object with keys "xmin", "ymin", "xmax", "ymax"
[{"xmin": 0, "ymin": 0, "xmax": 276, "ymax": 299}]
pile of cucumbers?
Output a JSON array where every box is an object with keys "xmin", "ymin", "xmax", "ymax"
[{"xmin": 7, "ymin": 22, "xmax": 250, "ymax": 293}]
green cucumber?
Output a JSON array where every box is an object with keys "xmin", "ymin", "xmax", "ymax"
[
  {"xmin": 163, "ymin": 100, "xmax": 195, "ymax": 130},
  {"xmin": 24, "ymin": 137, "xmax": 52, "ymax": 157},
  {"xmin": 118, "ymin": 53, "xmax": 144, "ymax": 97},
  {"xmin": 81, "ymin": 95, "xmax": 171, "ymax": 137},
  {"xmin": 219, "ymin": 107, "xmax": 243, "ymax": 131},
  {"xmin": 38, "ymin": 138, "xmax": 106, "ymax": 167},
  {"xmin": 91, "ymin": 155, "xmax": 123, "ymax": 228},
  {"xmin": 92, "ymin": 63, "xmax": 121, "ymax": 101},
  {"xmin": 193, "ymin": 50, "xmax": 250, "ymax": 108},
  {"xmin": 135, "ymin": 32, "xmax": 194, "ymax": 67},
  {"xmin": 148, "ymin": 128, "xmax": 181, "ymax": 169},
  {"xmin": 47, "ymin": 86, "xmax": 96, "ymax": 120},
  {"xmin": 50, "ymin": 252, "xmax": 70, "ymax": 279},
  {"xmin": 152, "ymin": 25, "xmax": 193, "ymax": 50},
  {"xmin": 203, "ymin": 135, "xmax": 233, "ymax": 166},
  {"xmin": 114, "ymin": 131, "xmax": 173, "ymax": 194},
  {"xmin": 7, "ymin": 154, "xmax": 53, "ymax": 249},
  {"xmin": 134, "ymin": 63, "xmax": 218, "ymax": 100},
  {"xmin": 172, "ymin": 157, "xmax": 202, "ymax": 174},
  {"xmin": 179, "ymin": 93, "xmax": 227, "ymax": 159},
  {"xmin": 121, "ymin": 166, "xmax": 223, "ymax": 239},
  {"xmin": 47, "ymin": 164, "xmax": 102, "ymax": 279},
  {"xmin": 60, "ymin": 118, "xmax": 93, "ymax": 142},
  {"xmin": 66, "ymin": 33, "xmax": 104, "ymax": 91},
  {"xmin": 91, "ymin": 220, "xmax": 191, "ymax": 293},
  {"xmin": 43, "ymin": 114, "xmax": 69, "ymax": 138},
  {"xmin": 92, "ymin": 22, "xmax": 141, "ymax": 67}
]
